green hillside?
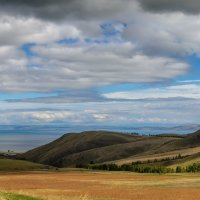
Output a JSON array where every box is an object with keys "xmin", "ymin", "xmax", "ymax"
[
  {"xmin": 152, "ymin": 129, "xmax": 200, "ymax": 153},
  {"xmin": 0, "ymin": 159, "xmax": 48, "ymax": 171},
  {"xmin": 21, "ymin": 131, "xmax": 181, "ymax": 167}
]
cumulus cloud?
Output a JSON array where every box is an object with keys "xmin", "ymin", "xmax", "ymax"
[
  {"xmin": 0, "ymin": 16, "xmax": 81, "ymax": 46},
  {"xmin": 0, "ymin": 0, "xmax": 199, "ymax": 127},
  {"xmin": 139, "ymin": 0, "xmax": 200, "ymax": 14},
  {"xmin": 29, "ymin": 111, "xmax": 75, "ymax": 122},
  {"xmin": 0, "ymin": 41, "xmax": 189, "ymax": 92},
  {"xmin": 124, "ymin": 11, "xmax": 200, "ymax": 57},
  {"xmin": 0, "ymin": 110, "xmax": 77, "ymax": 124}
]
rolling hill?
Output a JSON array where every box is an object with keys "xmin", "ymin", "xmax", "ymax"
[
  {"xmin": 0, "ymin": 158, "xmax": 49, "ymax": 171},
  {"xmin": 114, "ymin": 130, "xmax": 200, "ymax": 167},
  {"xmin": 151, "ymin": 129, "xmax": 200, "ymax": 153},
  {"xmin": 21, "ymin": 130, "xmax": 186, "ymax": 167}
]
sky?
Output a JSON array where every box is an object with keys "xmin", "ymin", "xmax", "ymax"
[{"xmin": 1, "ymin": 0, "xmax": 200, "ymax": 127}]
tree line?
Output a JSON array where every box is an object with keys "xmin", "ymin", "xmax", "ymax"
[{"xmin": 84, "ymin": 162, "xmax": 200, "ymax": 174}]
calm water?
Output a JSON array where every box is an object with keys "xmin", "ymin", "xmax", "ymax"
[
  {"xmin": 0, "ymin": 125, "xmax": 131, "ymax": 152},
  {"xmin": 0, "ymin": 125, "xmax": 198, "ymax": 152}
]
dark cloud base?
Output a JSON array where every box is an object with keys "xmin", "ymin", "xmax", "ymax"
[
  {"xmin": 140, "ymin": 0, "xmax": 200, "ymax": 14},
  {"xmin": 1, "ymin": 0, "xmax": 199, "ymax": 22},
  {"xmin": 0, "ymin": 0, "xmax": 130, "ymax": 21}
]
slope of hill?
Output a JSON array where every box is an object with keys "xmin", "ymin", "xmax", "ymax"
[
  {"xmin": 115, "ymin": 146, "xmax": 200, "ymax": 165},
  {"xmin": 21, "ymin": 131, "xmax": 182, "ymax": 167},
  {"xmin": 151, "ymin": 129, "xmax": 200, "ymax": 154},
  {"xmin": 168, "ymin": 152, "xmax": 200, "ymax": 168},
  {"xmin": 0, "ymin": 159, "xmax": 48, "ymax": 171}
]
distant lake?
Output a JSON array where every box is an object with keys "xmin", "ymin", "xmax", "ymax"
[
  {"xmin": 0, "ymin": 125, "xmax": 135, "ymax": 152},
  {"xmin": 0, "ymin": 125, "xmax": 198, "ymax": 152}
]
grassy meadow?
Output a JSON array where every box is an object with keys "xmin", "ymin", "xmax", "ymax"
[
  {"xmin": 0, "ymin": 159, "xmax": 48, "ymax": 171},
  {"xmin": 0, "ymin": 171, "xmax": 200, "ymax": 200},
  {"xmin": 0, "ymin": 192, "xmax": 42, "ymax": 200}
]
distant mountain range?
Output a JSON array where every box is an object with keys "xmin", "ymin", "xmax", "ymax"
[
  {"xmin": 132, "ymin": 124, "xmax": 200, "ymax": 134},
  {"xmin": 1, "ymin": 124, "xmax": 200, "ymax": 134}
]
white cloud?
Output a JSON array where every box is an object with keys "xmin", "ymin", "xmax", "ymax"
[
  {"xmin": 0, "ymin": 15, "xmax": 81, "ymax": 46},
  {"xmin": 124, "ymin": 11, "xmax": 200, "ymax": 57},
  {"xmin": 0, "ymin": 40, "xmax": 189, "ymax": 92},
  {"xmin": 0, "ymin": 0, "xmax": 199, "ymax": 126},
  {"xmin": 103, "ymin": 83, "xmax": 200, "ymax": 100},
  {"xmin": 1, "ymin": 99, "xmax": 200, "ymax": 125},
  {"xmin": 28, "ymin": 111, "xmax": 75, "ymax": 122},
  {"xmin": 0, "ymin": 2, "xmax": 197, "ymax": 94},
  {"xmin": 178, "ymin": 80, "xmax": 200, "ymax": 83},
  {"xmin": 93, "ymin": 114, "xmax": 110, "ymax": 121}
]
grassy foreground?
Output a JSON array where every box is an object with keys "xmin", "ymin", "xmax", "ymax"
[
  {"xmin": 0, "ymin": 192, "xmax": 41, "ymax": 200},
  {"xmin": 0, "ymin": 159, "xmax": 47, "ymax": 171}
]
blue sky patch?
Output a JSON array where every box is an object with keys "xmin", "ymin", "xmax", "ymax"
[
  {"xmin": 57, "ymin": 38, "xmax": 80, "ymax": 45},
  {"xmin": 21, "ymin": 43, "xmax": 37, "ymax": 57}
]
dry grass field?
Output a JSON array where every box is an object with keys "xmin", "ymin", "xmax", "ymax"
[{"xmin": 0, "ymin": 171, "xmax": 200, "ymax": 200}]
